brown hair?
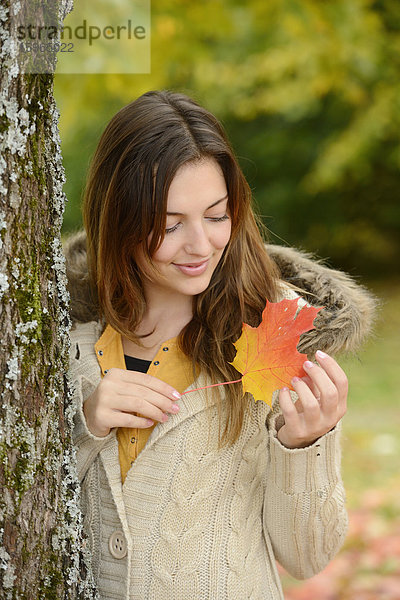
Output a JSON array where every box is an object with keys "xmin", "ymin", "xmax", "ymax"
[{"xmin": 83, "ymin": 90, "xmax": 281, "ymax": 446}]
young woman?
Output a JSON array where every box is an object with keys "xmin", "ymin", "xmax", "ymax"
[{"xmin": 65, "ymin": 90, "xmax": 375, "ymax": 599}]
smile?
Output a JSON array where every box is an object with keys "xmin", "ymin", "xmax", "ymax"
[{"xmin": 173, "ymin": 259, "xmax": 210, "ymax": 276}]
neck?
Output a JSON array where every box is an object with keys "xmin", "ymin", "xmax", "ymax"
[{"xmin": 137, "ymin": 287, "xmax": 194, "ymax": 339}]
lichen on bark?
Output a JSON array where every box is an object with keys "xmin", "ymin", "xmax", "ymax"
[{"xmin": 0, "ymin": 0, "xmax": 97, "ymax": 598}]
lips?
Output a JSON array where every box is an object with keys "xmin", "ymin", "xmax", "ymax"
[
  {"xmin": 175, "ymin": 259, "xmax": 208, "ymax": 267},
  {"xmin": 173, "ymin": 258, "xmax": 210, "ymax": 276}
]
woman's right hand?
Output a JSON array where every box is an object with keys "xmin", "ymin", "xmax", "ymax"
[{"xmin": 83, "ymin": 368, "xmax": 182, "ymax": 437}]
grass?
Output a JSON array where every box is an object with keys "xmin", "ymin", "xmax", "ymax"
[{"xmin": 339, "ymin": 280, "xmax": 400, "ymax": 506}]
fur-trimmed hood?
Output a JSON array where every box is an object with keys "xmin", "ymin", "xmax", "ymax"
[{"xmin": 63, "ymin": 230, "xmax": 377, "ymax": 357}]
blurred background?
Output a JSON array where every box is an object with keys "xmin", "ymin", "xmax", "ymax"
[{"xmin": 55, "ymin": 1, "xmax": 400, "ymax": 597}]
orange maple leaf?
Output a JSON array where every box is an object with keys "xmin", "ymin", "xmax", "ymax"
[{"xmin": 229, "ymin": 298, "xmax": 323, "ymax": 406}]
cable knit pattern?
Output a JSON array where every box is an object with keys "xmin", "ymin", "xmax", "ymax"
[
  {"xmin": 227, "ymin": 413, "xmax": 267, "ymax": 598},
  {"xmin": 265, "ymin": 409, "xmax": 348, "ymax": 580},
  {"xmin": 69, "ymin": 310, "xmax": 349, "ymax": 599},
  {"xmin": 148, "ymin": 410, "xmax": 221, "ymax": 598},
  {"xmin": 80, "ymin": 461, "xmax": 102, "ymax": 581}
]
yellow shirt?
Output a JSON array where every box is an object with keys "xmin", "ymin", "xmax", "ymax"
[{"xmin": 94, "ymin": 324, "xmax": 196, "ymax": 483}]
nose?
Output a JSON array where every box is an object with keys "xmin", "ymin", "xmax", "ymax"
[{"xmin": 183, "ymin": 222, "xmax": 213, "ymax": 257}]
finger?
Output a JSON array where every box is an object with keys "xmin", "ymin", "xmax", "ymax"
[
  {"xmin": 294, "ymin": 398, "xmax": 304, "ymax": 413},
  {"xmin": 298, "ymin": 375, "xmax": 321, "ymax": 401},
  {"xmin": 302, "ymin": 360, "xmax": 339, "ymax": 415},
  {"xmin": 278, "ymin": 386, "xmax": 304, "ymax": 414},
  {"xmin": 278, "ymin": 387, "xmax": 301, "ymax": 427},
  {"xmin": 116, "ymin": 385, "xmax": 180, "ymax": 415},
  {"xmin": 111, "ymin": 396, "xmax": 176, "ymax": 423},
  {"xmin": 99, "ymin": 376, "xmax": 179, "ymax": 414},
  {"xmin": 315, "ymin": 351, "xmax": 348, "ymax": 415},
  {"xmin": 108, "ymin": 410, "xmax": 155, "ymax": 430},
  {"xmin": 291, "ymin": 376, "xmax": 321, "ymax": 427},
  {"xmin": 106, "ymin": 368, "xmax": 181, "ymax": 401}
]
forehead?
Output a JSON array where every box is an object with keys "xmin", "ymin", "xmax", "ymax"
[{"xmin": 166, "ymin": 158, "xmax": 227, "ymax": 210}]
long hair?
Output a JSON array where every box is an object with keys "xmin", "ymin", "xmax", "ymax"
[{"xmin": 83, "ymin": 90, "xmax": 281, "ymax": 446}]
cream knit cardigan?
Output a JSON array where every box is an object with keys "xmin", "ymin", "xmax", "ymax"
[{"xmin": 70, "ymin": 292, "xmax": 348, "ymax": 600}]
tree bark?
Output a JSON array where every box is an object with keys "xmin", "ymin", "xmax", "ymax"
[{"xmin": 0, "ymin": 1, "xmax": 97, "ymax": 598}]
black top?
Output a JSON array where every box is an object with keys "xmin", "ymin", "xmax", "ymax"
[{"xmin": 124, "ymin": 354, "xmax": 151, "ymax": 373}]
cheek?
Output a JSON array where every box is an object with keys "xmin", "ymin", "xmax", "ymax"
[
  {"xmin": 152, "ymin": 238, "xmax": 177, "ymax": 264},
  {"xmin": 213, "ymin": 222, "xmax": 232, "ymax": 250}
]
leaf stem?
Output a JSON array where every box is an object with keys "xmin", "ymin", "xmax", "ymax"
[{"xmin": 181, "ymin": 377, "xmax": 243, "ymax": 396}]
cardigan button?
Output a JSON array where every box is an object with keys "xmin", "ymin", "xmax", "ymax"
[{"xmin": 109, "ymin": 530, "xmax": 127, "ymax": 559}]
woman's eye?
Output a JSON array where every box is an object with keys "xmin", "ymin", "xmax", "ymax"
[
  {"xmin": 165, "ymin": 223, "xmax": 180, "ymax": 234},
  {"xmin": 207, "ymin": 214, "xmax": 229, "ymax": 222},
  {"xmin": 165, "ymin": 214, "xmax": 229, "ymax": 234}
]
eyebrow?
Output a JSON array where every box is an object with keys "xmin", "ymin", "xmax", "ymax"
[{"xmin": 166, "ymin": 194, "xmax": 228, "ymax": 216}]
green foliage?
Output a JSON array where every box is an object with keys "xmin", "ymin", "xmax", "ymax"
[{"xmin": 55, "ymin": 0, "xmax": 400, "ymax": 277}]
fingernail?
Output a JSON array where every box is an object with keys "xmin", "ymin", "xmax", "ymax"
[
  {"xmin": 281, "ymin": 387, "xmax": 289, "ymax": 392},
  {"xmin": 162, "ymin": 414, "xmax": 169, "ymax": 422},
  {"xmin": 304, "ymin": 360, "xmax": 314, "ymax": 369},
  {"xmin": 172, "ymin": 391, "xmax": 181, "ymax": 399},
  {"xmin": 316, "ymin": 350, "xmax": 328, "ymax": 359},
  {"xmin": 171, "ymin": 404, "xmax": 180, "ymax": 413},
  {"xmin": 291, "ymin": 376, "xmax": 301, "ymax": 384},
  {"xmin": 147, "ymin": 419, "xmax": 154, "ymax": 426}
]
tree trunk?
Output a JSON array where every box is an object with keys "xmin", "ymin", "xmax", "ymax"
[{"xmin": 0, "ymin": 1, "xmax": 97, "ymax": 598}]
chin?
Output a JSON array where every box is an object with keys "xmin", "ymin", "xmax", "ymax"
[
  {"xmin": 178, "ymin": 277, "xmax": 212, "ymax": 297},
  {"xmin": 180, "ymin": 284, "xmax": 209, "ymax": 297}
]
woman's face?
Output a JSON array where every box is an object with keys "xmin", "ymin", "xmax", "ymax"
[{"xmin": 138, "ymin": 158, "xmax": 232, "ymax": 302}]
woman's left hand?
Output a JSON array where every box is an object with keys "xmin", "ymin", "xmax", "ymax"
[{"xmin": 277, "ymin": 350, "xmax": 348, "ymax": 449}]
